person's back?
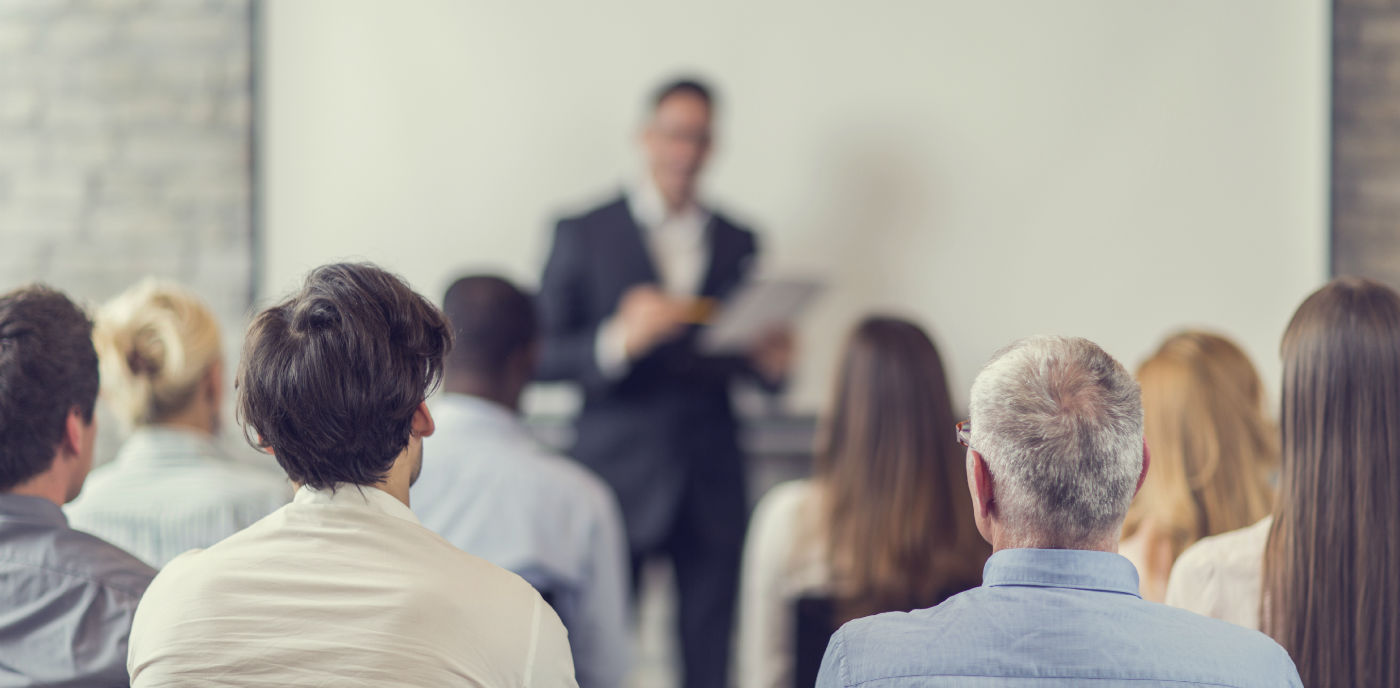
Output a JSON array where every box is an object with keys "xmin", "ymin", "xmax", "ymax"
[
  {"xmin": 127, "ymin": 263, "xmax": 577, "ymax": 688},
  {"xmin": 816, "ymin": 335, "xmax": 1300, "ymax": 688},
  {"xmin": 411, "ymin": 276, "xmax": 630, "ymax": 688},
  {"xmin": 65, "ymin": 280, "xmax": 290, "ymax": 567},
  {"xmin": 0, "ymin": 285, "xmax": 157, "ymax": 687},
  {"xmin": 129, "ymin": 484, "xmax": 566, "ymax": 686},
  {"xmin": 824, "ymin": 549, "xmax": 1297, "ymax": 687}
]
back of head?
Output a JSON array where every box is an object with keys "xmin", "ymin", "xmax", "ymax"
[
  {"xmin": 441, "ymin": 275, "xmax": 536, "ymax": 385},
  {"xmin": 969, "ymin": 335, "xmax": 1143, "ymax": 548},
  {"xmin": 237, "ymin": 263, "xmax": 451, "ymax": 489},
  {"xmin": 94, "ymin": 279, "xmax": 222, "ymax": 428},
  {"xmin": 1264, "ymin": 277, "xmax": 1400, "ymax": 687},
  {"xmin": 0, "ymin": 286, "xmax": 99, "ymax": 491},
  {"xmin": 817, "ymin": 316, "xmax": 987, "ymax": 622},
  {"xmin": 1126, "ymin": 331, "xmax": 1277, "ymax": 559}
]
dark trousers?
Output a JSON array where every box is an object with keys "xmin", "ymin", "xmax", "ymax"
[{"xmin": 632, "ymin": 471, "xmax": 746, "ymax": 688}]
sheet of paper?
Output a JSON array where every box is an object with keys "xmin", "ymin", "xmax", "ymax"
[{"xmin": 699, "ymin": 278, "xmax": 823, "ymax": 354}]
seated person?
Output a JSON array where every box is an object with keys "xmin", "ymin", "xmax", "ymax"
[
  {"xmin": 66, "ymin": 279, "xmax": 290, "ymax": 567},
  {"xmin": 127, "ymin": 263, "xmax": 577, "ymax": 687},
  {"xmin": 411, "ymin": 275, "xmax": 630, "ymax": 688},
  {"xmin": 815, "ymin": 335, "xmax": 1302, "ymax": 688},
  {"xmin": 1167, "ymin": 278, "xmax": 1400, "ymax": 687},
  {"xmin": 737, "ymin": 317, "xmax": 987, "ymax": 688},
  {"xmin": 0, "ymin": 285, "xmax": 157, "ymax": 686},
  {"xmin": 1120, "ymin": 331, "xmax": 1277, "ymax": 602}
]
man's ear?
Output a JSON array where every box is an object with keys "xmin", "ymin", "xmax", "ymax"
[
  {"xmin": 410, "ymin": 401, "xmax": 435, "ymax": 439},
  {"xmin": 1134, "ymin": 439, "xmax": 1152, "ymax": 497},
  {"xmin": 969, "ymin": 450, "xmax": 996, "ymax": 521},
  {"xmin": 58, "ymin": 408, "xmax": 86, "ymax": 461}
]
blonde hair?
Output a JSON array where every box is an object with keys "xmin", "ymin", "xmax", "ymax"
[
  {"xmin": 1123, "ymin": 331, "xmax": 1277, "ymax": 562},
  {"xmin": 94, "ymin": 279, "xmax": 222, "ymax": 427}
]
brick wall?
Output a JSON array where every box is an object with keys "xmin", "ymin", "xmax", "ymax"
[
  {"xmin": 0, "ymin": 0, "xmax": 257, "ymax": 462},
  {"xmin": 1333, "ymin": 0, "xmax": 1400, "ymax": 282}
]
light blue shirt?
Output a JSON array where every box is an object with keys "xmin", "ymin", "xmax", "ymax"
[
  {"xmin": 816, "ymin": 548, "xmax": 1302, "ymax": 688},
  {"xmin": 65, "ymin": 426, "xmax": 291, "ymax": 568},
  {"xmin": 411, "ymin": 394, "xmax": 631, "ymax": 688}
]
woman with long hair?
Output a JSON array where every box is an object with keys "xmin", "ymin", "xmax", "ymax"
[
  {"xmin": 1166, "ymin": 277, "xmax": 1400, "ymax": 686},
  {"xmin": 1121, "ymin": 331, "xmax": 1278, "ymax": 601},
  {"xmin": 737, "ymin": 316, "xmax": 989, "ymax": 688},
  {"xmin": 65, "ymin": 279, "xmax": 290, "ymax": 567}
]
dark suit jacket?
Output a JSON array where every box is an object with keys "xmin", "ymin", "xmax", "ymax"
[{"xmin": 536, "ymin": 195, "xmax": 761, "ymax": 551}]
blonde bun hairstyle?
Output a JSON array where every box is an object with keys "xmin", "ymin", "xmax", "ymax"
[{"xmin": 94, "ymin": 279, "xmax": 222, "ymax": 427}]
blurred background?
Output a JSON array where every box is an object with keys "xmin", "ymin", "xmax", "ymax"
[{"xmin": 1, "ymin": 0, "xmax": 1391, "ymax": 685}]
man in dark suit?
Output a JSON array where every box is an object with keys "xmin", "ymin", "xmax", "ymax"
[{"xmin": 537, "ymin": 78, "xmax": 790, "ymax": 688}]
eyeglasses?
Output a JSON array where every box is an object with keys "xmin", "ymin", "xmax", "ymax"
[{"xmin": 956, "ymin": 419, "xmax": 972, "ymax": 448}]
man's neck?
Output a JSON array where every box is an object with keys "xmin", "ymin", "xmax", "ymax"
[
  {"xmin": 8, "ymin": 467, "xmax": 71, "ymax": 507},
  {"xmin": 990, "ymin": 525, "xmax": 1120, "ymax": 553}
]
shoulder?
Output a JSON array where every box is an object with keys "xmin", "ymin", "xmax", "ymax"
[
  {"xmin": 47, "ymin": 528, "xmax": 157, "ymax": 599},
  {"xmin": 1166, "ymin": 517, "xmax": 1270, "ymax": 619},
  {"xmin": 556, "ymin": 195, "xmax": 629, "ymax": 231},
  {"xmin": 751, "ymin": 480, "xmax": 816, "ymax": 532}
]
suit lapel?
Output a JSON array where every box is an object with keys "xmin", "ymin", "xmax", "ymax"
[{"xmin": 608, "ymin": 196, "xmax": 661, "ymax": 286}]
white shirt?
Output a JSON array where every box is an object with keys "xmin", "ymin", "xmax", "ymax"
[
  {"xmin": 1164, "ymin": 516, "xmax": 1272, "ymax": 630},
  {"xmin": 411, "ymin": 395, "xmax": 630, "ymax": 688},
  {"xmin": 65, "ymin": 426, "xmax": 291, "ymax": 568},
  {"xmin": 594, "ymin": 177, "xmax": 713, "ymax": 378},
  {"xmin": 737, "ymin": 480, "xmax": 833, "ymax": 688},
  {"xmin": 128, "ymin": 484, "xmax": 577, "ymax": 688}
]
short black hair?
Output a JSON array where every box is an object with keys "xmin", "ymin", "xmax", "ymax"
[
  {"xmin": 237, "ymin": 263, "xmax": 452, "ymax": 489},
  {"xmin": 652, "ymin": 77, "xmax": 715, "ymax": 110},
  {"xmin": 0, "ymin": 286, "xmax": 99, "ymax": 491},
  {"xmin": 442, "ymin": 275, "xmax": 537, "ymax": 380}
]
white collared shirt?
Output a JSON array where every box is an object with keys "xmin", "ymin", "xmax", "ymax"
[
  {"xmin": 65, "ymin": 426, "xmax": 291, "ymax": 568},
  {"xmin": 411, "ymin": 394, "xmax": 630, "ymax": 688},
  {"xmin": 128, "ymin": 483, "xmax": 578, "ymax": 687},
  {"xmin": 595, "ymin": 177, "xmax": 713, "ymax": 378}
]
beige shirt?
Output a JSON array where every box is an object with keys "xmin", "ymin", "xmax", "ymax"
[
  {"xmin": 1164, "ymin": 516, "xmax": 1272, "ymax": 630},
  {"xmin": 128, "ymin": 484, "xmax": 577, "ymax": 688},
  {"xmin": 736, "ymin": 480, "xmax": 832, "ymax": 688}
]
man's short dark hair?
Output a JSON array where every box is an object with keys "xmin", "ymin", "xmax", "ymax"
[
  {"xmin": 237, "ymin": 263, "xmax": 452, "ymax": 489},
  {"xmin": 442, "ymin": 275, "xmax": 537, "ymax": 380},
  {"xmin": 653, "ymin": 77, "xmax": 714, "ymax": 110},
  {"xmin": 0, "ymin": 286, "xmax": 99, "ymax": 491}
]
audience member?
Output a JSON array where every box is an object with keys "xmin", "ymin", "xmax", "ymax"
[
  {"xmin": 737, "ymin": 317, "xmax": 987, "ymax": 688},
  {"xmin": 412, "ymin": 275, "xmax": 630, "ymax": 688},
  {"xmin": 815, "ymin": 335, "xmax": 1301, "ymax": 688},
  {"xmin": 1166, "ymin": 277, "xmax": 1400, "ymax": 687},
  {"xmin": 126, "ymin": 263, "xmax": 577, "ymax": 687},
  {"xmin": 66, "ymin": 279, "xmax": 289, "ymax": 567},
  {"xmin": 0, "ymin": 285, "xmax": 157, "ymax": 687},
  {"xmin": 1119, "ymin": 331, "xmax": 1277, "ymax": 601}
]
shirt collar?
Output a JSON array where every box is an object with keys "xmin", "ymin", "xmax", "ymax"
[
  {"xmin": 0, "ymin": 493, "xmax": 69, "ymax": 528},
  {"xmin": 981, "ymin": 548, "xmax": 1141, "ymax": 597},
  {"xmin": 627, "ymin": 175, "xmax": 709, "ymax": 232},
  {"xmin": 293, "ymin": 484, "xmax": 421, "ymax": 526}
]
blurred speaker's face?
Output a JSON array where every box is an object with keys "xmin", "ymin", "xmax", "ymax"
[{"xmin": 643, "ymin": 92, "xmax": 712, "ymax": 208}]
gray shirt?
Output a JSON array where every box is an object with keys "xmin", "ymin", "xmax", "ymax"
[{"xmin": 0, "ymin": 493, "xmax": 156, "ymax": 687}]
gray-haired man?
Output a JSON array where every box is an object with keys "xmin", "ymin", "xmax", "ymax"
[{"xmin": 815, "ymin": 335, "xmax": 1301, "ymax": 687}]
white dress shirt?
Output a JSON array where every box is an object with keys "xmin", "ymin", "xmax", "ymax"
[
  {"xmin": 411, "ymin": 394, "xmax": 631, "ymax": 688},
  {"xmin": 1164, "ymin": 516, "xmax": 1272, "ymax": 630},
  {"xmin": 737, "ymin": 480, "xmax": 833, "ymax": 688},
  {"xmin": 65, "ymin": 425, "xmax": 291, "ymax": 568},
  {"xmin": 128, "ymin": 484, "xmax": 577, "ymax": 688},
  {"xmin": 594, "ymin": 177, "xmax": 713, "ymax": 378}
]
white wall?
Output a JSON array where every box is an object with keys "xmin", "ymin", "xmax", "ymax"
[{"xmin": 260, "ymin": 0, "xmax": 1329, "ymax": 414}]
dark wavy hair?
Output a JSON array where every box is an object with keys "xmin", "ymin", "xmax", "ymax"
[
  {"xmin": 237, "ymin": 263, "xmax": 451, "ymax": 489},
  {"xmin": 0, "ymin": 286, "xmax": 99, "ymax": 491}
]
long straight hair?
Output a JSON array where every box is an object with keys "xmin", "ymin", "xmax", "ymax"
[
  {"xmin": 1124, "ymin": 332, "xmax": 1278, "ymax": 563},
  {"xmin": 816, "ymin": 316, "xmax": 989, "ymax": 624},
  {"xmin": 1263, "ymin": 277, "xmax": 1400, "ymax": 687}
]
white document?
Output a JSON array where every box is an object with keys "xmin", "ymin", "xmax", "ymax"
[{"xmin": 699, "ymin": 278, "xmax": 823, "ymax": 354}]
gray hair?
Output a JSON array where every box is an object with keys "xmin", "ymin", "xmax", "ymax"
[{"xmin": 968, "ymin": 335, "xmax": 1143, "ymax": 546}]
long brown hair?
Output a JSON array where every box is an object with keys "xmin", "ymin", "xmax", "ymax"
[
  {"xmin": 1124, "ymin": 332, "xmax": 1278, "ymax": 564},
  {"xmin": 816, "ymin": 316, "xmax": 989, "ymax": 624},
  {"xmin": 1263, "ymin": 277, "xmax": 1400, "ymax": 687}
]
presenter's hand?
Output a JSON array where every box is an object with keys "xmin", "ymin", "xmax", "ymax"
[
  {"xmin": 618, "ymin": 285, "xmax": 690, "ymax": 359},
  {"xmin": 750, "ymin": 327, "xmax": 795, "ymax": 385}
]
